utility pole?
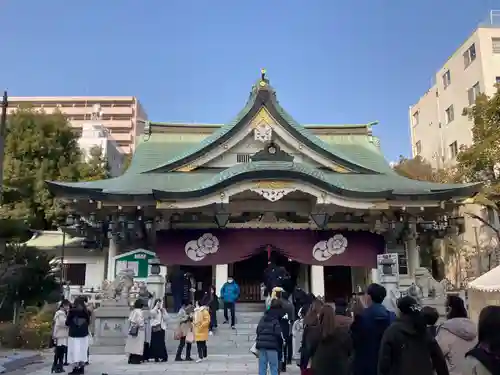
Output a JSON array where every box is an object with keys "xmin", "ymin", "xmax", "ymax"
[
  {"xmin": 0, "ymin": 91, "xmax": 7, "ymax": 202},
  {"xmin": 0, "ymin": 91, "xmax": 8, "ymax": 253}
]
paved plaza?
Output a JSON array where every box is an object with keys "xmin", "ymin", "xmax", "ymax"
[{"xmin": 23, "ymin": 354, "xmax": 300, "ymax": 375}]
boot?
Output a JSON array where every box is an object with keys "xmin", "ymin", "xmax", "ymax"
[{"xmin": 281, "ymin": 362, "xmax": 287, "ymax": 372}]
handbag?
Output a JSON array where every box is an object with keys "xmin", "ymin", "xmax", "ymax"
[
  {"xmin": 185, "ymin": 331, "xmax": 194, "ymax": 343},
  {"xmin": 128, "ymin": 323, "xmax": 139, "ymax": 337},
  {"xmin": 250, "ymin": 342, "xmax": 259, "ymax": 358}
]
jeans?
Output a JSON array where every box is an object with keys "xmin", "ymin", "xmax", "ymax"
[
  {"xmin": 209, "ymin": 308, "xmax": 217, "ymax": 331},
  {"xmin": 259, "ymin": 349, "xmax": 279, "ymax": 375},
  {"xmin": 175, "ymin": 337, "xmax": 192, "ymax": 359},
  {"xmin": 223, "ymin": 302, "xmax": 236, "ymax": 326}
]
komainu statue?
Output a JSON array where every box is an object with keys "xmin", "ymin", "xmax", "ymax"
[{"xmin": 102, "ymin": 269, "xmax": 135, "ymax": 300}]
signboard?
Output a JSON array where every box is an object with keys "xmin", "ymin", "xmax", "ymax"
[{"xmin": 114, "ymin": 250, "xmax": 156, "ymax": 278}]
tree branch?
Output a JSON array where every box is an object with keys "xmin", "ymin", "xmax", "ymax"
[{"xmin": 464, "ymin": 211, "xmax": 500, "ymax": 242}]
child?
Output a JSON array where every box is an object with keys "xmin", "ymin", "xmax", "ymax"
[
  {"xmin": 422, "ymin": 305, "xmax": 439, "ymax": 337},
  {"xmin": 193, "ymin": 299, "xmax": 211, "ymax": 363}
]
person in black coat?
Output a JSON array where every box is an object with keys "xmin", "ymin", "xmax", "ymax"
[
  {"xmin": 65, "ymin": 297, "xmax": 91, "ymax": 375},
  {"xmin": 201, "ymin": 286, "xmax": 219, "ymax": 334},
  {"xmin": 256, "ymin": 299, "xmax": 284, "ymax": 375},
  {"xmin": 378, "ymin": 296, "xmax": 449, "ymax": 375}
]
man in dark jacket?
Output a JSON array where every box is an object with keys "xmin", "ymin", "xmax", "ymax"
[
  {"xmin": 256, "ymin": 299, "xmax": 284, "ymax": 375},
  {"xmin": 350, "ymin": 283, "xmax": 396, "ymax": 375}
]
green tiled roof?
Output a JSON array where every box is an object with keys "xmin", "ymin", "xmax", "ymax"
[
  {"xmin": 46, "ymin": 76, "xmax": 482, "ymax": 201},
  {"xmin": 48, "ymin": 161, "xmax": 479, "ymax": 200}
]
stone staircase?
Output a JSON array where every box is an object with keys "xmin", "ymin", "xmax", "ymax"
[{"xmin": 165, "ymin": 304, "xmax": 264, "ymax": 355}]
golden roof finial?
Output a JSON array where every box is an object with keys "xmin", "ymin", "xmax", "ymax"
[{"xmin": 260, "ymin": 68, "xmax": 266, "ymax": 81}]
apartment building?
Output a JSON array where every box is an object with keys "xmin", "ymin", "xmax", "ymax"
[
  {"xmin": 409, "ymin": 11, "xmax": 500, "ymax": 282},
  {"xmin": 410, "ymin": 12, "xmax": 500, "ymax": 168},
  {"xmin": 7, "ymin": 96, "xmax": 148, "ymax": 154}
]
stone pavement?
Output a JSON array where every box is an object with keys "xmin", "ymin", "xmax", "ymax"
[{"xmin": 26, "ymin": 354, "xmax": 301, "ymax": 375}]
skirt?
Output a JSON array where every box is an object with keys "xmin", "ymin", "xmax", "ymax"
[
  {"xmin": 149, "ymin": 329, "xmax": 168, "ymax": 360},
  {"xmin": 67, "ymin": 336, "xmax": 89, "ymax": 364}
]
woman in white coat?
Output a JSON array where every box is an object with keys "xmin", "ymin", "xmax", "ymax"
[
  {"xmin": 126, "ymin": 300, "xmax": 146, "ymax": 364},
  {"xmin": 149, "ymin": 299, "xmax": 169, "ymax": 362},
  {"xmin": 52, "ymin": 299, "xmax": 70, "ymax": 373}
]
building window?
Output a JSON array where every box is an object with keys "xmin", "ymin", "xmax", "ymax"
[
  {"xmin": 463, "ymin": 43, "xmax": 476, "ymax": 68},
  {"xmin": 442, "ymin": 70, "xmax": 451, "ymax": 88},
  {"xmin": 467, "ymin": 82, "xmax": 481, "ymax": 106},
  {"xmin": 64, "ymin": 263, "xmax": 86, "ymax": 286},
  {"xmin": 493, "ymin": 38, "xmax": 500, "ymax": 54},
  {"xmin": 445, "ymin": 105, "xmax": 455, "ymax": 123},
  {"xmin": 449, "ymin": 141, "xmax": 458, "ymax": 158},
  {"xmin": 236, "ymin": 154, "xmax": 251, "ymax": 163},
  {"xmin": 412, "ymin": 111, "xmax": 420, "ymax": 126},
  {"xmin": 415, "ymin": 141, "xmax": 422, "ymax": 155}
]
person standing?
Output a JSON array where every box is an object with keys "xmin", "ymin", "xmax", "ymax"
[
  {"xmin": 174, "ymin": 300, "xmax": 194, "ymax": 361},
  {"xmin": 378, "ymin": 296, "xmax": 449, "ymax": 375},
  {"xmin": 125, "ymin": 300, "xmax": 146, "ymax": 364},
  {"xmin": 350, "ymin": 283, "xmax": 395, "ymax": 375},
  {"xmin": 276, "ymin": 290, "xmax": 295, "ymax": 370},
  {"xmin": 220, "ymin": 277, "xmax": 240, "ymax": 329},
  {"xmin": 201, "ymin": 286, "xmax": 219, "ymax": 335},
  {"xmin": 65, "ymin": 297, "xmax": 91, "ymax": 374},
  {"xmin": 464, "ymin": 305, "xmax": 500, "ymax": 375},
  {"xmin": 300, "ymin": 299, "xmax": 324, "ymax": 375},
  {"xmin": 305, "ymin": 304, "xmax": 352, "ymax": 375},
  {"xmin": 436, "ymin": 295, "xmax": 477, "ymax": 375},
  {"xmin": 149, "ymin": 299, "xmax": 169, "ymax": 362},
  {"xmin": 256, "ymin": 299, "xmax": 284, "ymax": 375},
  {"xmin": 52, "ymin": 299, "xmax": 70, "ymax": 373},
  {"xmin": 193, "ymin": 300, "xmax": 211, "ymax": 363}
]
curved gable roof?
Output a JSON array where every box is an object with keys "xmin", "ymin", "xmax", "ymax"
[{"xmin": 143, "ymin": 77, "xmax": 385, "ymax": 174}]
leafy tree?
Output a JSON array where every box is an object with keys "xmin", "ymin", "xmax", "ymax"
[
  {"xmin": 457, "ymin": 86, "xmax": 500, "ymax": 266},
  {"xmin": 392, "ymin": 155, "xmax": 455, "ymax": 183},
  {"xmin": 78, "ymin": 145, "xmax": 110, "ymax": 181},
  {"xmin": 0, "ymin": 244, "xmax": 59, "ymax": 322},
  {"xmin": 0, "ymin": 108, "xmax": 109, "ymax": 230},
  {"xmin": 122, "ymin": 153, "xmax": 132, "ymax": 173},
  {"xmin": 457, "ymin": 87, "xmax": 500, "ymax": 196}
]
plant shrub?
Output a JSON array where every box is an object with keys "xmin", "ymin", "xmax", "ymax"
[{"xmin": 0, "ymin": 304, "xmax": 57, "ymax": 349}]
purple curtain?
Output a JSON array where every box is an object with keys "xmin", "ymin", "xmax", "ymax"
[{"xmin": 155, "ymin": 229, "xmax": 384, "ymax": 267}]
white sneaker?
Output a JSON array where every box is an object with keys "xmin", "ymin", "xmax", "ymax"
[
  {"xmin": 209, "ymin": 331, "xmax": 213, "ymax": 336},
  {"xmin": 196, "ymin": 358, "xmax": 203, "ymax": 363}
]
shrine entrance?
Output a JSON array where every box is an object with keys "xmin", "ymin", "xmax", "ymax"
[
  {"xmin": 179, "ymin": 265, "xmax": 213, "ymax": 302},
  {"xmin": 231, "ymin": 245, "xmax": 301, "ymax": 302},
  {"xmin": 324, "ymin": 266, "xmax": 353, "ymax": 302}
]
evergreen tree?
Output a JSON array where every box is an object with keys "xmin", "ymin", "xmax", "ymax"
[{"xmin": 0, "ymin": 108, "xmax": 109, "ymax": 230}]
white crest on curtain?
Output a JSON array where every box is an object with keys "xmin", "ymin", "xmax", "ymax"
[
  {"xmin": 185, "ymin": 233, "xmax": 220, "ymax": 261},
  {"xmin": 312, "ymin": 234, "xmax": 348, "ymax": 262}
]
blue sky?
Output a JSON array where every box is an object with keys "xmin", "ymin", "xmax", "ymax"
[{"xmin": 1, "ymin": 1, "xmax": 498, "ymax": 161}]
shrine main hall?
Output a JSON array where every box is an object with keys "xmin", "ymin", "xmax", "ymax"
[{"xmin": 47, "ymin": 71, "xmax": 480, "ymax": 302}]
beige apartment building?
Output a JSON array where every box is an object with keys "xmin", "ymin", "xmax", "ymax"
[
  {"xmin": 409, "ymin": 12, "xmax": 500, "ymax": 284},
  {"xmin": 410, "ymin": 15, "xmax": 500, "ymax": 169},
  {"xmin": 7, "ymin": 96, "xmax": 148, "ymax": 154}
]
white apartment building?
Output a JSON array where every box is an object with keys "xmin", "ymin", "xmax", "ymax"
[
  {"xmin": 78, "ymin": 105, "xmax": 124, "ymax": 177},
  {"xmin": 410, "ymin": 11, "xmax": 500, "ymax": 168},
  {"xmin": 8, "ymin": 95, "xmax": 147, "ymax": 154},
  {"xmin": 409, "ymin": 11, "xmax": 500, "ymax": 282}
]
